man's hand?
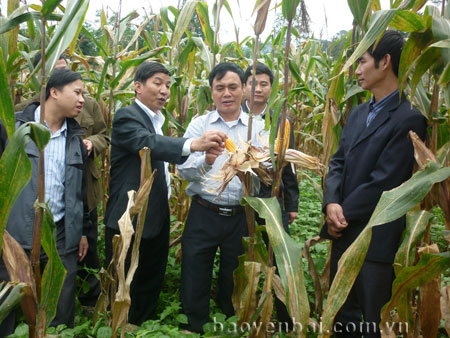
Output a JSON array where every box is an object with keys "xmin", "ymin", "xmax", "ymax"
[
  {"xmin": 78, "ymin": 236, "xmax": 88, "ymax": 262},
  {"xmin": 83, "ymin": 139, "xmax": 93, "ymax": 156},
  {"xmin": 205, "ymin": 146, "xmax": 224, "ymax": 165},
  {"xmin": 191, "ymin": 130, "xmax": 227, "ymax": 152},
  {"xmin": 326, "ymin": 203, "xmax": 348, "ymax": 239},
  {"xmin": 288, "ymin": 212, "xmax": 298, "ymax": 224}
]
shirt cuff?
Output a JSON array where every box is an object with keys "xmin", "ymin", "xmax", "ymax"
[{"xmin": 182, "ymin": 138, "xmax": 194, "ymax": 156}]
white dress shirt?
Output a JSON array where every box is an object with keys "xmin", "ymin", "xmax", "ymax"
[{"xmin": 135, "ymin": 99, "xmax": 192, "ymax": 198}]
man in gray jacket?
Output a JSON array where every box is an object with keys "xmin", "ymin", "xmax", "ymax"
[{"xmin": 0, "ymin": 68, "xmax": 90, "ymax": 335}]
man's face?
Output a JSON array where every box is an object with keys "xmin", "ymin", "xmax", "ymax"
[
  {"xmin": 211, "ymin": 71, "xmax": 244, "ymax": 116},
  {"xmin": 135, "ymin": 72, "xmax": 171, "ymax": 112},
  {"xmin": 52, "ymin": 79, "xmax": 85, "ymax": 118},
  {"xmin": 244, "ymin": 73, "xmax": 272, "ymax": 107},
  {"xmin": 355, "ymin": 52, "xmax": 385, "ymax": 92}
]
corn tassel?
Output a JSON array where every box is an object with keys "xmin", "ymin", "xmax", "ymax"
[{"xmin": 275, "ymin": 119, "xmax": 290, "ymax": 152}]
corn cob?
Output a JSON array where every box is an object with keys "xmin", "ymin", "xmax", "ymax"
[
  {"xmin": 225, "ymin": 138, "xmax": 237, "ymax": 152},
  {"xmin": 275, "ymin": 119, "xmax": 290, "ymax": 152}
]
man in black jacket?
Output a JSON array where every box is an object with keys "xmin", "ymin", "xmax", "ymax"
[
  {"xmin": 242, "ymin": 63, "xmax": 299, "ymax": 228},
  {"xmin": 320, "ymin": 31, "xmax": 427, "ymax": 337},
  {"xmin": 242, "ymin": 63, "xmax": 299, "ymax": 331},
  {"xmin": 104, "ymin": 62, "xmax": 226, "ymax": 325}
]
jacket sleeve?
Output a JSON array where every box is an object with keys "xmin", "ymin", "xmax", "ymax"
[
  {"xmin": 322, "ymin": 121, "xmax": 349, "ymax": 213},
  {"xmin": 112, "ymin": 108, "xmax": 188, "ymax": 164},
  {"xmin": 341, "ymin": 113, "xmax": 427, "ymax": 221},
  {"xmin": 281, "ymin": 117, "xmax": 299, "ymax": 212},
  {"xmin": 176, "ymin": 116, "xmax": 212, "ymax": 182},
  {"xmin": 84, "ymin": 99, "xmax": 110, "ymax": 158}
]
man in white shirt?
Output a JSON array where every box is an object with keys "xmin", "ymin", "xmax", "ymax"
[{"xmin": 177, "ymin": 62, "xmax": 266, "ymax": 333}]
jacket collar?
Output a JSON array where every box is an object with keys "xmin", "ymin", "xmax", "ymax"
[{"xmin": 351, "ymin": 91, "xmax": 406, "ymax": 150}]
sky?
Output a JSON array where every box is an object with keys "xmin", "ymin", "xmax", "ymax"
[{"xmin": 2, "ymin": 0, "xmax": 391, "ymax": 41}]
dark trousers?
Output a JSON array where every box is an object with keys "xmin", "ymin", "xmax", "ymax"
[
  {"xmin": 0, "ymin": 225, "xmax": 78, "ymax": 336},
  {"xmin": 105, "ymin": 222, "xmax": 169, "ymax": 326},
  {"xmin": 180, "ymin": 200, "xmax": 247, "ymax": 333},
  {"xmin": 77, "ymin": 208, "xmax": 101, "ymax": 306},
  {"xmin": 330, "ymin": 248, "xmax": 395, "ymax": 338}
]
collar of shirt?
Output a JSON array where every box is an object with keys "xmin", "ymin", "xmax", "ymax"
[
  {"xmin": 209, "ymin": 109, "xmax": 249, "ymax": 127},
  {"xmin": 135, "ymin": 98, "xmax": 165, "ymax": 132},
  {"xmin": 34, "ymin": 105, "xmax": 67, "ymax": 137},
  {"xmin": 369, "ymin": 89, "xmax": 399, "ymax": 113},
  {"xmin": 245, "ymin": 100, "xmax": 268, "ymax": 118}
]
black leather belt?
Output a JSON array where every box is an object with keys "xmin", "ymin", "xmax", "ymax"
[{"xmin": 193, "ymin": 195, "xmax": 244, "ymax": 217}]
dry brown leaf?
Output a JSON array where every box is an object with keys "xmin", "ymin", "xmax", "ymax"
[
  {"xmin": 441, "ymin": 285, "xmax": 450, "ymax": 336},
  {"xmin": 409, "ymin": 131, "xmax": 437, "ymax": 169},
  {"xmin": 418, "ymin": 244, "xmax": 441, "ymax": 338},
  {"xmin": 254, "ymin": 266, "xmax": 275, "ymax": 338}
]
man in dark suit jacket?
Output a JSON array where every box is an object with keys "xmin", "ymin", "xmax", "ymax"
[
  {"xmin": 320, "ymin": 31, "xmax": 427, "ymax": 337},
  {"xmin": 242, "ymin": 63, "xmax": 299, "ymax": 330},
  {"xmin": 104, "ymin": 62, "xmax": 226, "ymax": 325},
  {"xmin": 242, "ymin": 63, "xmax": 299, "ymax": 229}
]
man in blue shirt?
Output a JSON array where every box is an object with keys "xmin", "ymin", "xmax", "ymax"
[{"xmin": 0, "ymin": 69, "xmax": 90, "ymax": 335}]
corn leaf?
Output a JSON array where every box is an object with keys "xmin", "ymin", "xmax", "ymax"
[
  {"xmin": 389, "ymin": 10, "xmax": 430, "ymax": 32},
  {"xmin": 418, "ymin": 244, "xmax": 441, "ymax": 338},
  {"xmin": 40, "ymin": 0, "xmax": 62, "ymax": 19},
  {"xmin": 432, "ymin": 15, "xmax": 450, "ymax": 65},
  {"xmin": 394, "ymin": 210, "xmax": 432, "ymax": 275},
  {"xmin": 171, "ymin": 0, "xmax": 198, "ymax": 48},
  {"xmin": 195, "ymin": 1, "xmax": 215, "ymax": 51},
  {"xmin": 39, "ymin": 204, "xmax": 67, "ymax": 328},
  {"xmin": 381, "ymin": 252, "xmax": 449, "ymax": 327},
  {"xmin": 0, "ymin": 282, "xmax": 26, "ymax": 323},
  {"xmin": 347, "ymin": 0, "xmax": 369, "ymax": 28},
  {"xmin": 410, "ymin": 47, "xmax": 441, "ymax": 101},
  {"xmin": 340, "ymin": 9, "xmax": 397, "ymax": 77},
  {"xmin": 244, "ymin": 196, "xmax": 310, "ymax": 335},
  {"xmin": 0, "ymin": 48, "xmax": 15, "ymax": 139},
  {"xmin": 0, "ymin": 122, "xmax": 50, "ymax": 253}
]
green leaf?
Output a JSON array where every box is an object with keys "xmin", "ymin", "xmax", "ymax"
[
  {"xmin": 347, "ymin": 0, "xmax": 369, "ymax": 28},
  {"xmin": 171, "ymin": 0, "xmax": 198, "ymax": 48},
  {"xmin": 281, "ymin": 0, "xmax": 300, "ymax": 21},
  {"xmin": 38, "ymin": 204, "xmax": 66, "ymax": 328},
  {"xmin": 389, "ymin": 10, "xmax": 430, "ymax": 32},
  {"xmin": 0, "ymin": 48, "xmax": 15, "ymax": 140},
  {"xmin": 0, "ymin": 11, "xmax": 61, "ymax": 34},
  {"xmin": 398, "ymin": 30, "xmax": 434, "ymax": 93},
  {"xmin": 410, "ymin": 47, "xmax": 441, "ymax": 101},
  {"xmin": 394, "ymin": 210, "xmax": 432, "ymax": 274},
  {"xmin": 0, "ymin": 282, "xmax": 25, "ymax": 323},
  {"xmin": 160, "ymin": 7, "xmax": 175, "ymax": 32},
  {"xmin": 0, "ymin": 122, "xmax": 50, "ymax": 253},
  {"xmin": 41, "ymin": 0, "xmax": 62, "ymax": 19},
  {"xmin": 432, "ymin": 16, "xmax": 450, "ymax": 65},
  {"xmin": 340, "ymin": 9, "xmax": 397, "ymax": 76},
  {"xmin": 32, "ymin": 0, "xmax": 89, "ymax": 77},
  {"xmin": 438, "ymin": 61, "xmax": 450, "ymax": 85},
  {"xmin": 381, "ymin": 252, "xmax": 449, "ymax": 327},
  {"xmin": 195, "ymin": 1, "xmax": 215, "ymax": 51},
  {"xmin": 192, "ymin": 37, "xmax": 214, "ymax": 72},
  {"xmin": 244, "ymin": 197, "xmax": 310, "ymax": 334}
]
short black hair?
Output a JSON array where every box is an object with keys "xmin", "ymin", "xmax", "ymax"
[
  {"xmin": 208, "ymin": 62, "xmax": 244, "ymax": 87},
  {"xmin": 33, "ymin": 53, "xmax": 67, "ymax": 68},
  {"xmin": 134, "ymin": 62, "xmax": 170, "ymax": 84},
  {"xmin": 243, "ymin": 63, "xmax": 274, "ymax": 85},
  {"xmin": 367, "ymin": 30, "xmax": 405, "ymax": 77},
  {"xmin": 46, "ymin": 69, "xmax": 82, "ymax": 100}
]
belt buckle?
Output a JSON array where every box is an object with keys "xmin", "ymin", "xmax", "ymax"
[{"xmin": 218, "ymin": 207, "xmax": 233, "ymax": 216}]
